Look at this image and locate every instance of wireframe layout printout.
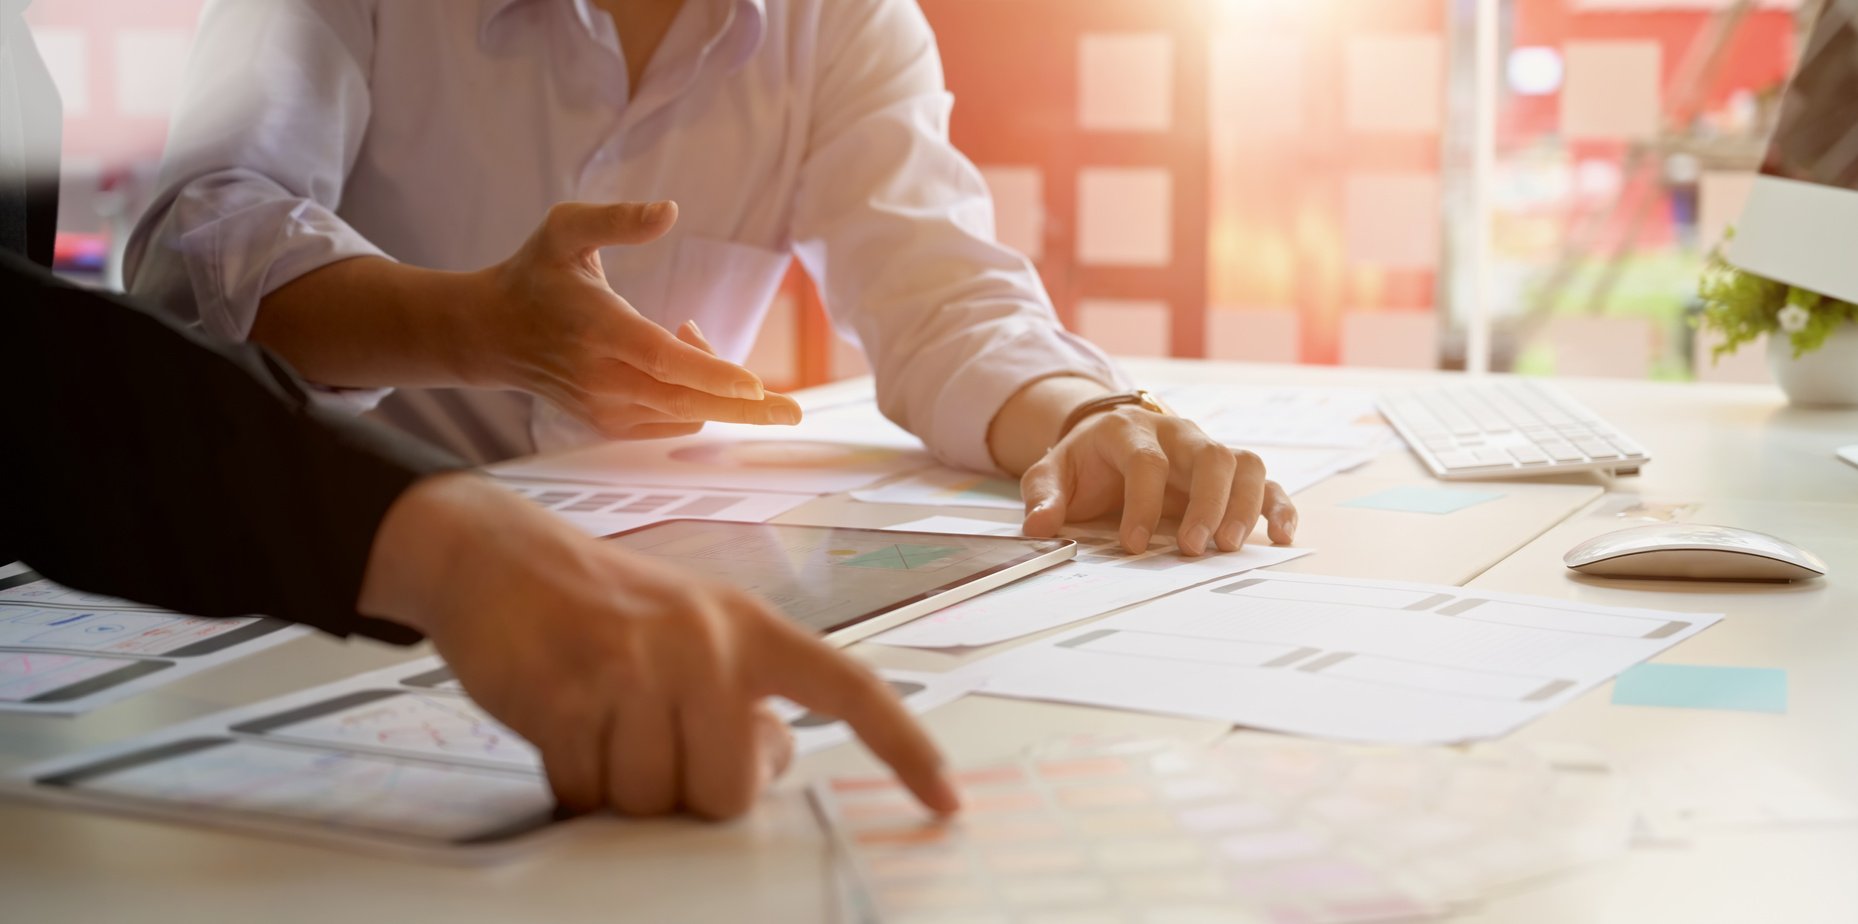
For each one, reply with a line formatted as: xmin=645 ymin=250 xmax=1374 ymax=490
xmin=9 ymin=658 xmax=554 ymax=855
xmin=9 ymin=656 xmax=979 ymax=855
xmin=0 ymin=575 xmax=306 ymax=715
xmin=965 ymin=572 xmax=1722 ymax=744
xmin=871 ymin=516 xmax=1314 ymax=649
xmin=372 ymin=663 xmax=979 ymax=761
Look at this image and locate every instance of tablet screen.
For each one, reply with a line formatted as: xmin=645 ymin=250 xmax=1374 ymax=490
xmin=602 ymin=520 xmax=1070 ymax=634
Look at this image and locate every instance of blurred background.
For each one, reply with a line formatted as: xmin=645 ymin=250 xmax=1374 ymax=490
xmin=25 ymin=0 xmax=1808 ymax=389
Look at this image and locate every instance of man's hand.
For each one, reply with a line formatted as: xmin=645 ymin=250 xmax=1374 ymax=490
xmin=359 ymin=473 xmax=958 ymax=819
xmin=989 ymin=377 xmax=1298 ymax=556
xmin=1020 ymin=407 xmax=1297 ymax=555
xmin=475 ymin=200 xmax=802 ymax=439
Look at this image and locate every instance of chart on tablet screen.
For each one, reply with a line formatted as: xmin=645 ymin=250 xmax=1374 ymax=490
xmin=832 ymin=544 xmax=966 ymax=570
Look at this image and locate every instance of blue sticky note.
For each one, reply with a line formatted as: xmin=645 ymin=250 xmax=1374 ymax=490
xmin=1340 ymin=485 xmax=1503 ymax=515
xmin=1611 ymin=663 xmax=1788 ymax=714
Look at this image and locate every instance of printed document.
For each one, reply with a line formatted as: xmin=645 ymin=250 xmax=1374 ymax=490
xmin=0 ymin=578 xmax=306 ymax=715
xmin=872 ymin=516 xmax=1313 ymax=649
xmin=7 ymin=656 xmax=978 ymax=855
xmin=964 ymin=572 xmax=1721 ymax=744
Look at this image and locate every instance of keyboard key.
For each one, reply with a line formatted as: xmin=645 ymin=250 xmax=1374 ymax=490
xmin=1472 ymin=448 xmax=1514 ymax=467
xmin=1571 ymin=438 xmax=1620 ymax=460
xmin=1538 ymin=441 xmax=1584 ymax=462
xmin=1607 ymin=437 xmax=1646 ymax=457
xmin=1434 ymin=450 xmax=1482 ymax=470
xmin=1507 ymin=445 xmax=1549 ymax=464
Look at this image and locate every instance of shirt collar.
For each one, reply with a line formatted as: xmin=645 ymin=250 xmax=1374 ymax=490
xmin=479 ymin=0 xmax=765 ymax=71
xmin=719 ymin=0 xmax=766 ymax=73
xmin=477 ymin=0 xmax=530 ymax=49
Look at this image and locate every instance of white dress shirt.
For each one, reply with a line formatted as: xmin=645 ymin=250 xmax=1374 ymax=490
xmin=125 ymin=0 xmax=1122 ymax=468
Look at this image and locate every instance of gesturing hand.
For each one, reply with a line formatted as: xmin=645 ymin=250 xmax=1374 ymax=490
xmin=361 ymin=473 xmax=960 ymax=820
xmin=477 ymin=200 xmax=802 ymax=439
xmin=1020 ymin=406 xmax=1299 ymax=556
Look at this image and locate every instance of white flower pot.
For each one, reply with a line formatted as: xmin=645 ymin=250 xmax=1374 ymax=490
xmin=1767 ymin=321 xmax=1858 ymax=408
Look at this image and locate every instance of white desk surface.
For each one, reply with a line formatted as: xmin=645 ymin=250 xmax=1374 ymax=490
xmin=3 ymin=360 xmax=1854 ymax=922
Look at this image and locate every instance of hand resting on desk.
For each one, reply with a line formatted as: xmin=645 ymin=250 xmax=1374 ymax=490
xmin=993 ymin=378 xmax=1299 ymax=556
xmin=358 ymin=472 xmax=959 ymax=820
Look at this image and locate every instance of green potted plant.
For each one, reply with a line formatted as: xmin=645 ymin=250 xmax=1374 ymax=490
xmin=1698 ymin=232 xmax=1858 ymax=406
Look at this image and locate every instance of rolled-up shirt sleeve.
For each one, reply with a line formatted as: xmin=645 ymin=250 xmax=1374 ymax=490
xmin=125 ymin=0 xmax=389 ymax=410
xmin=790 ymin=0 xmax=1126 ymax=474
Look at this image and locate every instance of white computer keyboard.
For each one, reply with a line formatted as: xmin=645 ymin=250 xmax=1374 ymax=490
xmin=1378 ymin=380 xmax=1651 ymax=480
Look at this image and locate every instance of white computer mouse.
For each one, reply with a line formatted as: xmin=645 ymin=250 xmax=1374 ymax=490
xmin=1564 ymin=524 xmax=1827 ymax=582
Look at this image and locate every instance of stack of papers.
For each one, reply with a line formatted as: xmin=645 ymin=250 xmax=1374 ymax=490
xmin=6 ymin=656 xmax=977 ymax=857
xmin=961 ymin=572 xmax=1722 ymax=744
xmin=0 ymin=577 xmax=305 ymax=714
xmin=1158 ymin=384 xmax=1397 ymax=452
xmin=851 ymin=443 xmax=1376 ymax=511
xmin=871 ymin=516 xmax=1313 ymax=649
xmin=814 ymin=735 xmax=1631 ymax=923
xmin=1163 ymin=384 xmax=1399 ymax=495
xmin=1256 ymin=445 xmax=1384 ymax=495
xmin=840 ymin=384 xmax=1401 ymax=513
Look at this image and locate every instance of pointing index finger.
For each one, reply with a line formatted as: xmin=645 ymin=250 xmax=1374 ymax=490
xmin=753 ymin=617 xmax=959 ymax=814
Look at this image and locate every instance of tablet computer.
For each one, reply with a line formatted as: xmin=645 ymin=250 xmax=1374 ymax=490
xmin=601 ymin=520 xmax=1075 ymax=645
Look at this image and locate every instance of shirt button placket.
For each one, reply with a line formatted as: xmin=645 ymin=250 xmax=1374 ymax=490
xmin=576 ymin=136 xmax=626 ymax=198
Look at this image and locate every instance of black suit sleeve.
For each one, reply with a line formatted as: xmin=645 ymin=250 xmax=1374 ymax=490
xmin=0 ymin=250 xmax=465 ymax=643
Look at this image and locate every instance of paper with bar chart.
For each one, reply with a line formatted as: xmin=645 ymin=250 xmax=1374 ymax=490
xmin=495 ymin=479 xmax=813 ymax=536
xmin=964 ymin=572 xmax=1721 ymax=744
